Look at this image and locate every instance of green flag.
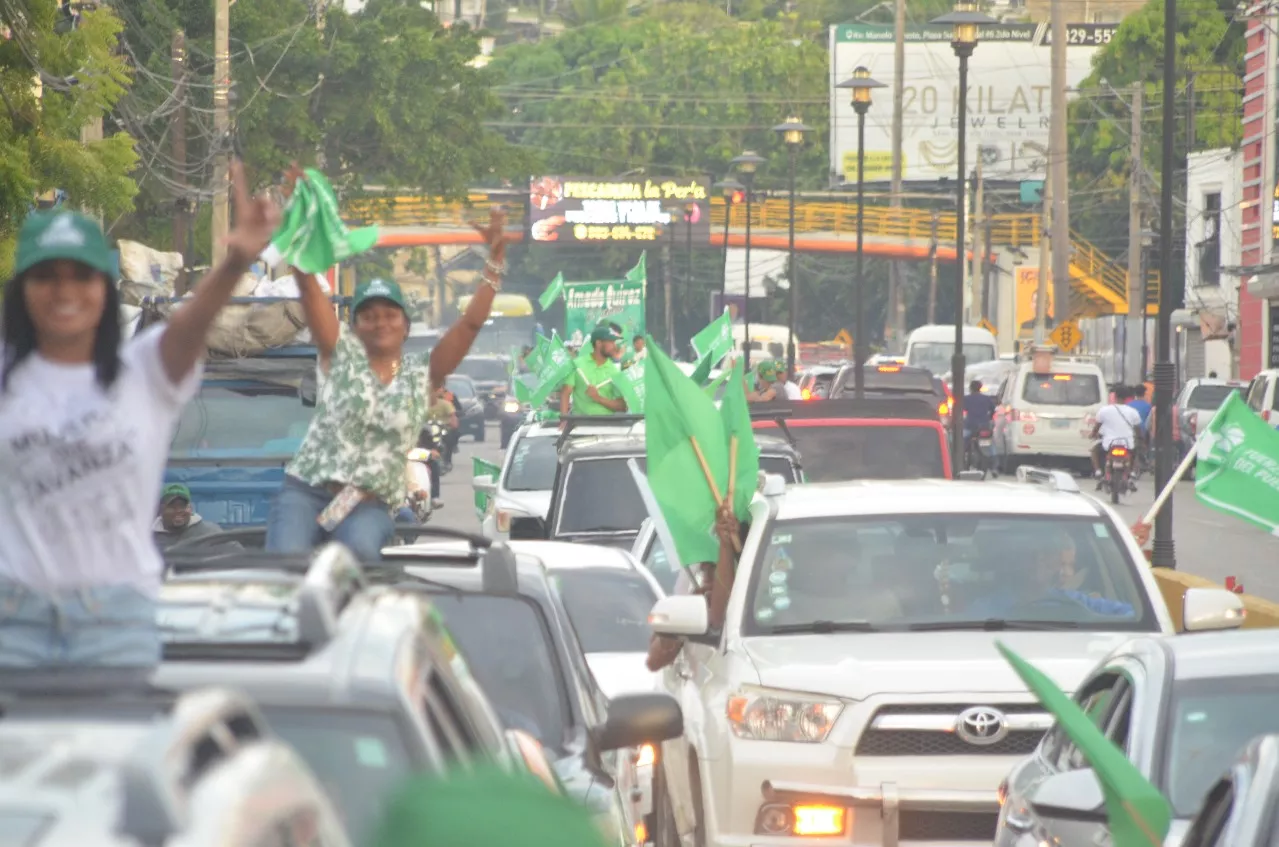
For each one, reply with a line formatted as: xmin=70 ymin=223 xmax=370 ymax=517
xmin=1194 ymin=392 xmax=1279 ymax=534
xmin=473 ymin=457 xmax=503 ymax=519
xmin=261 ymin=169 xmax=380 ymax=274
xmin=703 ymin=367 xmax=734 ymax=399
xmin=616 ymin=358 xmax=645 ymax=413
xmin=526 ymin=335 xmax=549 ymax=372
xmin=539 ymin=271 xmax=565 ymax=310
xmin=625 ymin=251 xmax=647 ymax=286
xmin=692 ymin=309 xmax=734 ymax=364
xmin=529 ymin=334 xmax=575 ymax=407
xmin=720 ymin=357 xmax=760 ymax=519
xmin=644 ymin=341 xmax=730 ymax=566
xmin=996 ymin=642 xmax=1172 ymax=847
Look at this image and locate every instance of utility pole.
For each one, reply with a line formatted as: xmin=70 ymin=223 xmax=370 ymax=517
xmin=211 ymin=0 xmax=231 ymax=264
xmin=1125 ymin=84 xmax=1145 ymax=383
xmin=171 ymin=29 xmax=189 ymax=290
xmin=1035 ymin=176 xmax=1052 ymax=343
xmin=927 ymin=211 xmax=939 ymax=324
xmin=971 ymin=159 xmax=985 ymax=320
xmin=1049 ymin=0 xmax=1071 ymax=325
xmin=982 ymin=217 xmax=993 ymax=321
xmin=662 ymin=243 xmax=674 ymax=350
xmin=886 ymin=0 xmax=907 ymax=350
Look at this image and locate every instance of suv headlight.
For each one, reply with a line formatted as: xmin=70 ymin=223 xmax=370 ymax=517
xmin=726 ymin=687 xmax=843 ymax=742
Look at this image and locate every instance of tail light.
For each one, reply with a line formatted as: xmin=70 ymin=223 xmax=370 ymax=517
xmin=978 ymin=429 xmax=993 ymax=438
xmin=1172 ymin=406 xmax=1181 ymax=440
xmin=1265 ymin=410 xmax=1272 ymax=423
xmin=802 ymin=388 xmax=812 ymax=400
xmin=937 ymin=401 xmax=949 ymax=417
xmin=1109 ymin=446 xmax=1128 ymax=457
xmin=1187 ymin=412 xmax=1198 ymax=436
xmin=496 ymin=510 xmax=512 ymax=532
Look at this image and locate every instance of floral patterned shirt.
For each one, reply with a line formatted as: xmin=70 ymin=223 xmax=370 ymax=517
xmin=287 ymin=328 xmax=432 ymax=507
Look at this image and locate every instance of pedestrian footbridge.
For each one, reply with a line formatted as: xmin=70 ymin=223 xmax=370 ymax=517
xmin=347 ymin=195 xmax=1158 ymax=318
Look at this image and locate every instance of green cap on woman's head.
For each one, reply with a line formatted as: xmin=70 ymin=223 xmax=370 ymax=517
xmin=13 ymin=211 xmax=116 ymax=280
xmin=756 ymin=359 xmax=778 ymax=380
xmin=353 ymin=278 xmax=408 ymax=313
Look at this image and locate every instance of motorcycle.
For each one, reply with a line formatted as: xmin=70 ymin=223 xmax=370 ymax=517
xmin=965 ymin=427 xmax=994 ymax=477
xmin=426 ymin=420 xmax=454 ymax=475
xmin=1104 ymin=444 xmax=1132 ymax=505
xmin=404 ymin=448 xmax=434 ymax=523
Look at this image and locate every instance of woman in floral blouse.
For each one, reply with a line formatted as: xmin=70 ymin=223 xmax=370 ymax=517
xmin=264 ymin=208 xmax=507 ymax=562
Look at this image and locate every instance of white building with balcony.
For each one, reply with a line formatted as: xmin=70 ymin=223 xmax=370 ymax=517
xmin=1181 ymin=148 xmax=1242 ymax=379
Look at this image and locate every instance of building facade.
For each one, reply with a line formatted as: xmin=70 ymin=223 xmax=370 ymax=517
xmin=1182 ymin=149 xmax=1243 ymax=378
xmin=1237 ymin=1 xmax=1276 ymax=378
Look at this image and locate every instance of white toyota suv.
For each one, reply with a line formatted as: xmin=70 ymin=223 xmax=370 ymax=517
xmin=647 ymin=472 xmax=1243 ymax=847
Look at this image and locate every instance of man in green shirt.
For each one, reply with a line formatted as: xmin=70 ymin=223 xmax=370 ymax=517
xmin=560 ymin=325 xmax=628 ymax=416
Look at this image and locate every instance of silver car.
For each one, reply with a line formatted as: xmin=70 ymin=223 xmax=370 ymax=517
xmin=995 ymin=627 xmax=1277 ymax=847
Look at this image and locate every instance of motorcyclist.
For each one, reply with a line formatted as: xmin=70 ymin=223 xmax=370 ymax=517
xmin=421 ymin=387 xmax=456 ymax=508
xmin=963 ymin=380 xmax=998 ymax=468
xmin=1090 ymin=384 xmax=1142 ymax=480
xmin=1126 ymin=383 xmax=1153 ymax=470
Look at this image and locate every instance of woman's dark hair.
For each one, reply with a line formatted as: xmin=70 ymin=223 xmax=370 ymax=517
xmin=1 ymin=271 xmax=122 ymax=392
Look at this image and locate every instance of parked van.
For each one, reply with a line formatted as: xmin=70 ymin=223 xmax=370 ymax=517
xmin=732 ymin=323 xmax=801 ymax=369
xmin=904 ymin=324 xmax=999 ymax=377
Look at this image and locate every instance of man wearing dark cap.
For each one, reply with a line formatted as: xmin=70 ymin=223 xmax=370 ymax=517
xmin=153 ymin=484 xmax=224 ymax=551
xmin=560 ymin=325 xmax=628 ymax=416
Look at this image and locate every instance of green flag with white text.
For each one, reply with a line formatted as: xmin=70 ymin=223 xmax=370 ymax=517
xmin=692 ymin=309 xmax=734 ymax=364
xmin=616 ymin=359 xmax=645 ymax=413
xmin=625 ymin=251 xmax=647 ymax=286
xmin=997 ymin=642 xmax=1171 ymax=847
xmin=1194 ymin=392 xmax=1279 ymax=534
xmin=261 ymin=169 xmax=379 ymax=273
xmin=528 ymin=334 xmax=575 ymax=407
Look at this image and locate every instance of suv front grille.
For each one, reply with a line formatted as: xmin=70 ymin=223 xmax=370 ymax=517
xmin=899 ymin=810 xmax=999 ymax=841
xmin=855 ymin=703 xmax=1049 ymax=757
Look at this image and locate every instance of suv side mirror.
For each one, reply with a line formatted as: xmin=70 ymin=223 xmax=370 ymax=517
xmin=472 ymin=473 xmax=497 ymax=495
xmin=1183 ymin=587 xmax=1245 ymax=632
xmin=1029 ymin=768 xmax=1107 ymax=824
xmin=649 ymin=595 xmax=709 ymax=638
xmin=509 ymin=515 xmax=547 ymax=540
xmin=592 ymin=692 xmax=683 ymax=752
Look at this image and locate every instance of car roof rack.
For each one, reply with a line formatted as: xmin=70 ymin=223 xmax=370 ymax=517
xmin=1014 ymin=465 xmax=1081 ymax=493
xmin=556 ymin=414 xmax=645 ymax=449
xmin=749 ymin=408 xmax=796 ymax=448
xmin=382 ymin=539 xmax=521 ymax=597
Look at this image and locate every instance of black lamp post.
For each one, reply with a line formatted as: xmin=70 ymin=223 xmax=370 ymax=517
xmin=931 ymin=0 xmax=996 ymax=476
xmin=1152 ymin=0 xmax=1178 ymax=567
xmin=731 ymin=151 xmax=766 ymax=372
xmin=836 ymin=67 xmax=886 ymax=401
xmin=713 ymin=178 xmax=745 ymax=319
xmin=773 ymin=116 xmax=812 ymax=379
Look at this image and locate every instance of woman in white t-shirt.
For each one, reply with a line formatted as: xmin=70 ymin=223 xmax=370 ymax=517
xmin=0 ymin=161 xmax=280 ymax=670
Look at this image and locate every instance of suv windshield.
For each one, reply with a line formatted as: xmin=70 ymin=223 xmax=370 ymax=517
xmin=258 ymin=707 xmax=411 ymax=844
xmin=170 ymin=384 xmax=315 ymax=457
xmin=457 ymin=358 xmax=509 ymax=383
xmin=741 ymin=514 xmax=1151 ymax=635
xmin=1163 ymin=675 xmax=1279 ymax=816
xmin=447 ymin=376 xmax=476 ymax=399
xmin=909 ymin=342 xmax=995 ymax=375
xmin=505 ymin=434 xmax=559 ymax=491
xmin=1187 ymin=384 xmax=1238 ymax=410
xmin=551 ymin=568 xmax=658 ymax=654
xmin=427 ymin=594 xmax=570 ymax=752
xmin=557 ymin=457 xmax=649 ymax=535
xmin=761 ymin=424 xmax=944 ymax=482
xmin=1022 ymin=372 xmax=1102 ymax=405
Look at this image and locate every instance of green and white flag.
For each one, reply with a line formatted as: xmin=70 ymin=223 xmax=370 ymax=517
xmin=528 ymin=334 xmax=576 ymax=407
xmin=625 ymin=251 xmax=647 ymax=286
xmin=261 ymin=169 xmax=380 ymax=274
xmin=1194 ymin=392 xmax=1279 ymax=534
xmin=617 ymin=359 xmax=646 ymax=413
xmin=539 ymin=271 xmax=565 ymax=310
xmin=692 ymin=309 xmax=734 ymax=364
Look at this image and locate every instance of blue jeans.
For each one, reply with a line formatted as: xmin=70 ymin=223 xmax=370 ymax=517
xmin=0 ymin=579 xmax=159 ymax=669
xmin=265 ymin=475 xmax=395 ymax=563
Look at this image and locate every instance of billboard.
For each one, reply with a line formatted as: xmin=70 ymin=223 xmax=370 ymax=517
xmin=829 ymin=22 xmax=1111 ymax=183
xmin=1015 ymin=266 xmax=1055 ymax=337
xmin=563 ymin=280 xmax=646 ymax=347
xmin=528 ymin=176 xmax=711 ymax=245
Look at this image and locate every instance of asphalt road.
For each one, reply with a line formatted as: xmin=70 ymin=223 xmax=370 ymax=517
xmin=431 ymin=423 xmax=1279 ymax=601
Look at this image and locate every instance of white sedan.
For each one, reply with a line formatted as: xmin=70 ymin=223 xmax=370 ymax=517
xmin=475 ymin=422 xmax=560 ymax=540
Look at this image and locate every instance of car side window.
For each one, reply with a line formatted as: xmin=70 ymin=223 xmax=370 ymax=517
xmin=423 ymin=671 xmax=477 ymax=765
xmin=1053 ymin=672 xmax=1125 ymax=771
xmin=1181 ymin=778 xmax=1235 ymax=847
xmin=1246 ymin=378 xmax=1265 ymax=411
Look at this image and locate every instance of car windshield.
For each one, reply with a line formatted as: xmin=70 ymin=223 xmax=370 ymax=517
xmin=909 ymin=342 xmax=995 ymax=374
xmin=551 ymin=568 xmax=658 ymax=653
xmin=258 ymin=707 xmax=412 ymax=844
xmin=556 ymin=457 xmax=649 ymax=535
xmin=1022 ymin=373 xmax=1102 ymax=405
xmin=427 ymin=593 xmax=571 ymax=752
xmin=170 ymin=384 xmax=315 ymax=457
xmin=760 ymin=424 xmax=945 ymax=482
xmin=1162 ymin=675 xmax=1279 ymax=816
xmin=837 ymin=368 xmax=937 ymax=397
xmin=504 ymin=435 xmax=559 ymax=491
xmin=457 ymin=358 xmax=510 ymax=382
xmin=1187 ymin=384 xmax=1238 ymax=410
xmin=447 ymin=376 xmax=476 ymax=399
xmin=741 ymin=514 xmax=1152 ymax=635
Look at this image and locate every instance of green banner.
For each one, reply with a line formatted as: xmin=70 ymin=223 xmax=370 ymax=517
xmin=473 ymin=457 xmax=503 ymax=520
xmin=563 ymin=280 xmax=646 ymax=348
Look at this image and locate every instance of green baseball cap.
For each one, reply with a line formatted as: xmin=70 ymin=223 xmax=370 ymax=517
xmin=13 ymin=210 xmax=117 ymax=280
xmin=756 ymin=359 xmax=778 ymax=379
xmin=353 ymin=278 xmax=408 ymax=314
xmin=590 ymin=324 xmax=622 ymax=344
xmin=161 ymin=483 xmax=192 ymax=504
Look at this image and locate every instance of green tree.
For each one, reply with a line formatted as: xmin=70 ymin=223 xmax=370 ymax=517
xmin=0 ymin=2 xmax=137 ymax=274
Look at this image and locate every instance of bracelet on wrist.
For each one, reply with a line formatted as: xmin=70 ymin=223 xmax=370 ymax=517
xmin=485 ymin=256 xmax=506 ymax=276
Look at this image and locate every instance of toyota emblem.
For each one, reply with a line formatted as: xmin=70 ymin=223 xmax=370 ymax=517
xmin=955 ymin=706 xmax=1009 ymax=746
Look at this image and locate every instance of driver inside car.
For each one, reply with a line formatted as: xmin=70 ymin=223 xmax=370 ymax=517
xmin=965 ymin=534 xmax=1134 ymax=618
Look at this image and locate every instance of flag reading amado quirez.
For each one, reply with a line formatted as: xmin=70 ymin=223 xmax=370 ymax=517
xmin=1194 ymin=392 xmax=1279 ymax=535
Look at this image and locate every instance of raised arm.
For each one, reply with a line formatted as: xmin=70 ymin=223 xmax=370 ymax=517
xmin=294 ymin=269 xmax=339 ymax=370
xmin=158 ymin=160 xmax=280 ymax=385
xmin=428 ymin=207 xmax=508 ymax=390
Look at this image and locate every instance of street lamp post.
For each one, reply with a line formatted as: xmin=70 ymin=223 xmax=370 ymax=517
xmin=731 ymin=151 xmax=766 ymax=372
xmin=931 ymin=0 xmax=996 ymax=476
xmin=1152 ymin=0 xmax=1178 ymax=568
xmin=773 ymin=117 xmax=812 ymax=379
xmin=713 ymin=179 xmax=745 ymax=318
xmin=837 ymin=67 xmax=886 ymax=401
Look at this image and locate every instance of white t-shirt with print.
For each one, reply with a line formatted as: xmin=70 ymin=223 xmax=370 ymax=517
xmin=0 ymin=325 xmax=201 ymax=595
xmin=1095 ymin=403 xmax=1142 ymax=450
xmin=781 ymin=381 xmax=803 ymax=400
